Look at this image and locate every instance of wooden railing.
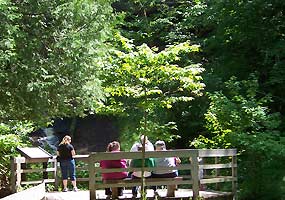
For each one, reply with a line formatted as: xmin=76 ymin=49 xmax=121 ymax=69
xmin=11 ymin=149 xmax=237 ymax=200
xmin=88 ymin=149 xmax=237 ymax=200
xmin=10 ymin=155 xmax=89 ymax=192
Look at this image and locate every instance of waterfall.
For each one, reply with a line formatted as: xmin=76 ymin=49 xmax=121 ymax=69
xmin=35 ymin=128 xmax=59 ymax=154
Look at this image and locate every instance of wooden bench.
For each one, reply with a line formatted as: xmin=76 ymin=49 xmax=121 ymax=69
xmin=88 ymin=149 xmax=237 ymax=200
xmin=103 ymin=176 xmax=184 ymax=198
xmin=10 ymin=149 xmax=237 ymax=200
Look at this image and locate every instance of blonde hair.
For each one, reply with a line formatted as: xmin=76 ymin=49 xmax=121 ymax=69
xmin=60 ymin=135 xmax=71 ymax=145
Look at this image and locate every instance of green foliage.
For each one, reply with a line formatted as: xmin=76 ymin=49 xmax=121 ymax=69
xmin=114 ymin=0 xmax=205 ymax=47
xmin=0 ymin=134 xmax=26 ymax=188
xmin=0 ymin=0 xmax=116 ymax=193
xmin=0 ymin=121 xmax=32 ymax=189
xmin=0 ymin=0 xmax=115 ymax=125
xmin=199 ymin=0 xmax=285 ymax=112
xmin=113 ymin=0 xmax=210 ymax=149
xmin=192 ymin=75 xmax=285 ymax=200
xmin=0 ymin=121 xmax=34 ymax=136
xmin=1 ymin=1 xmax=285 ymax=199
xmin=98 ymin=34 xmax=205 ymax=147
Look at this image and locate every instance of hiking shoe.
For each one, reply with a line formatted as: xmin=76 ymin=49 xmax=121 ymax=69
xmin=73 ymin=187 xmax=79 ymax=192
xmin=62 ymin=188 xmax=68 ymax=192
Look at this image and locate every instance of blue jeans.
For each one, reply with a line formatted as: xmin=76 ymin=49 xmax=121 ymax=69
xmin=60 ymin=159 xmax=76 ymax=181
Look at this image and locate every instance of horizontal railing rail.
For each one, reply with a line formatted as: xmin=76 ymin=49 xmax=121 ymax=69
xmin=10 ymin=155 xmax=89 ymax=192
xmin=88 ymin=149 xmax=237 ymax=200
xmin=11 ymin=149 xmax=237 ymax=200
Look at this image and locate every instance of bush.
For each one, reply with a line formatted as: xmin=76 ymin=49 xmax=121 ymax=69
xmin=192 ymin=75 xmax=285 ymax=200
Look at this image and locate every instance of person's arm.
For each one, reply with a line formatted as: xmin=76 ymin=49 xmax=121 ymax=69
xmin=100 ymin=160 xmax=107 ymax=168
xmin=175 ymin=157 xmax=181 ymax=165
xmin=129 ymin=159 xmax=134 ymax=167
xmin=56 ymin=150 xmax=61 ymax=161
xmin=71 ymin=149 xmax=76 ymax=157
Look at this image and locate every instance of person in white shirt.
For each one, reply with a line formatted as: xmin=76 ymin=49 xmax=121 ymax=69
xmin=130 ymin=135 xmax=154 ymax=152
xmin=151 ymin=140 xmax=178 ymax=196
xmin=152 ymin=140 xmax=177 ymax=177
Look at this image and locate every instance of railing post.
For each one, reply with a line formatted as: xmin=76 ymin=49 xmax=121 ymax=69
xmin=89 ymin=154 xmax=96 ymax=200
xmin=190 ymin=150 xmax=200 ymax=200
xmin=10 ymin=157 xmax=16 ymax=193
xmin=21 ymin=163 xmax=27 ymax=182
xmin=232 ymin=155 xmax=238 ymax=200
xmin=215 ymin=157 xmax=220 ymax=190
xmin=15 ymin=157 xmax=25 ymax=192
xmin=42 ymin=162 xmax=48 ymax=179
xmin=54 ymin=158 xmax=59 ymax=190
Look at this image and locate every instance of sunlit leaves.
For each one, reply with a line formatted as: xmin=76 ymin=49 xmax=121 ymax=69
xmin=99 ymin=34 xmax=204 ymax=141
xmin=114 ymin=0 xmax=205 ymax=46
xmin=0 ymin=0 xmax=115 ymax=125
xmin=0 ymin=133 xmax=27 ymax=187
xmin=192 ymin=74 xmax=285 ymax=199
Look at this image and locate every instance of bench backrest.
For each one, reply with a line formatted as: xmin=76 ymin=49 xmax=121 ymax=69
xmin=88 ymin=149 xmax=237 ymax=200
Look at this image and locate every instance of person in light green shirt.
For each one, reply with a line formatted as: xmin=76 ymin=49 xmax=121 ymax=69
xmin=130 ymin=144 xmax=155 ymax=197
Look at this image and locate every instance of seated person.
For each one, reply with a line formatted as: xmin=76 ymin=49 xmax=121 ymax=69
xmin=130 ymin=144 xmax=155 ymax=197
xmin=100 ymin=141 xmax=128 ymax=197
xmin=130 ymin=134 xmax=154 ymax=152
xmin=152 ymin=140 xmax=178 ymax=196
xmin=152 ymin=140 xmax=177 ymax=178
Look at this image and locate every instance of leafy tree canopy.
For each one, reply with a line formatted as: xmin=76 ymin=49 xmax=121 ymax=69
xmin=113 ymin=0 xmax=205 ymax=47
xmin=192 ymin=74 xmax=285 ymax=200
xmin=0 ymin=0 xmax=115 ymax=126
xmin=98 ymin=34 xmax=205 ymax=148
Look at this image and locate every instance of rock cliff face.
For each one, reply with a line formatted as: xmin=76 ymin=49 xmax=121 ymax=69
xmin=73 ymin=115 xmax=119 ymax=153
xmin=29 ymin=115 xmax=119 ymax=154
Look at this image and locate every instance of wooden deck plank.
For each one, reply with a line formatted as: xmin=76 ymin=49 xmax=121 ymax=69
xmin=44 ymin=189 xmax=233 ymax=200
xmin=1 ymin=183 xmax=45 ymax=200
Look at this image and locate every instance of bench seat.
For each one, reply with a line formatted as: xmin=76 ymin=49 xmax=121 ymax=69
xmin=103 ymin=177 xmax=187 ymax=198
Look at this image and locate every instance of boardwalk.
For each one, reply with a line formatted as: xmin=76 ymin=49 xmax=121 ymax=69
xmin=10 ymin=149 xmax=237 ymax=200
xmin=44 ymin=189 xmax=232 ymax=200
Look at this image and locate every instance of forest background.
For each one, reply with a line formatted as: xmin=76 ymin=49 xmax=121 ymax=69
xmin=0 ymin=0 xmax=285 ymax=199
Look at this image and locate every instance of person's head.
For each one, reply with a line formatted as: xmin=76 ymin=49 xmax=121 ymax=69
xmin=140 ymin=135 xmax=149 ymax=144
xmin=107 ymin=141 xmax=120 ymax=152
xmin=155 ymin=140 xmax=166 ymax=151
xmin=60 ymin=135 xmax=71 ymax=145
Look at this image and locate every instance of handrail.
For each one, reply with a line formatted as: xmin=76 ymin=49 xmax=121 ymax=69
xmin=88 ymin=149 xmax=237 ymax=200
xmin=10 ymin=149 xmax=237 ymax=200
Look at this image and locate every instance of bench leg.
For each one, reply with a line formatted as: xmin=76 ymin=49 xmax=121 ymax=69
xmin=167 ymin=185 xmax=175 ymax=197
xmin=111 ymin=187 xmax=119 ymax=198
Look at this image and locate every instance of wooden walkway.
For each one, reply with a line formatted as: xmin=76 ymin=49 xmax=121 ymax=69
xmin=9 ymin=149 xmax=237 ymax=200
xmin=44 ymin=189 xmax=232 ymax=200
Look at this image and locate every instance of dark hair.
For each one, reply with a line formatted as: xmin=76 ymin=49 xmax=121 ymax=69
xmin=137 ymin=144 xmax=143 ymax=151
xmin=107 ymin=141 xmax=120 ymax=152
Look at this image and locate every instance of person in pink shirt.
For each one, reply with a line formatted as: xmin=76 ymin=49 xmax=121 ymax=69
xmin=100 ymin=141 xmax=128 ymax=197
